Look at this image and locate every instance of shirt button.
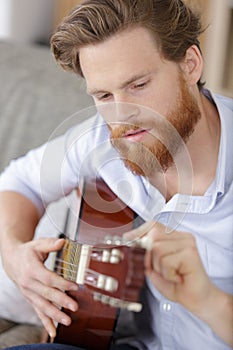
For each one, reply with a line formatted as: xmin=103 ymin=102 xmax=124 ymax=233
xmin=163 ymin=303 xmax=171 ymax=312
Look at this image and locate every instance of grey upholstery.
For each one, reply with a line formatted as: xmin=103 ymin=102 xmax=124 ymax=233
xmin=0 ymin=40 xmax=92 ymax=348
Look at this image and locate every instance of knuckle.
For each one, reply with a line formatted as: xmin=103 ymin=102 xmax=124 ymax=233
xmin=152 ymin=241 xmax=162 ymax=254
xmin=20 ymin=276 xmax=30 ymax=290
xmin=183 ymin=232 xmax=196 ymax=244
xmin=152 ymin=242 xmax=164 ymax=261
xmin=43 ymin=273 xmax=53 ymax=286
xmin=42 ymin=287 xmax=54 ymax=301
xmin=185 ymin=244 xmax=197 ymax=257
xmin=162 ymin=255 xmax=171 ymax=268
xmin=41 ymin=269 xmax=59 ymax=287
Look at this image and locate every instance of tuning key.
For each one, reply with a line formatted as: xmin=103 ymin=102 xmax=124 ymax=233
xmin=96 ymin=274 xmax=118 ymax=292
xmin=102 ymin=249 xmax=111 ymax=262
xmin=109 ymin=248 xmax=123 ymax=264
xmin=93 ymin=292 xmax=142 ymax=312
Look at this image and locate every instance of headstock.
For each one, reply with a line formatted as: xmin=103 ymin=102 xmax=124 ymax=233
xmin=55 ymin=236 xmax=145 ymax=312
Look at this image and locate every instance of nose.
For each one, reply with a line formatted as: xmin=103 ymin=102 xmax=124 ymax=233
xmin=98 ymin=99 xmax=140 ymax=126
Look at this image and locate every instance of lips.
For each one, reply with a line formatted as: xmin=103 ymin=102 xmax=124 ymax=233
xmin=124 ymin=128 xmax=149 ymax=142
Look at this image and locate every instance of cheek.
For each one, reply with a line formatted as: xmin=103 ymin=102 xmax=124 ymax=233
xmin=141 ymin=86 xmax=176 ymax=119
xmin=145 ymin=69 xmax=181 ymax=117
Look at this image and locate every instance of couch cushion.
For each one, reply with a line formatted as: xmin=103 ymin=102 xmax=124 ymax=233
xmin=0 ymin=40 xmax=93 ymax=172
xmin=0 ymin=319 xmax=43 ymax=349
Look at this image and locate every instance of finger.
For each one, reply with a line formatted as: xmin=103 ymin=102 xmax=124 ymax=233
xmin=159 ymin=248 xmax=196 ymax=283
xmin=146 ymin=238 xmax=193 ymax=273
xmin=28 ymin=278 xmax=78 ymax=312
xmin=145 ymin=252 xmax=182 ymax=298
xmin=35 ymin=307 xmax=57 ymax=339
xmin=145 ymin=267 xmax=178 ymax=301
xmin=33 ymin=265 xmax=79 ymax=292
xmin=27 ymin=289 xmax=72 ymax=327
xmin=33 ymin=238 xmax=66 ymax=255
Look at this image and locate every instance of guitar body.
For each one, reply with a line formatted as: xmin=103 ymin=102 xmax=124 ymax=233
xmin=55 ymin=289 xmax=117 ymax=350
xmin=53 ymin=178 xmax=145 ymax=350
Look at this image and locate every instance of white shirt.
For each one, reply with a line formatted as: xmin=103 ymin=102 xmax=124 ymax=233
xmin=0 ymin=91 xmax=232 ymax=350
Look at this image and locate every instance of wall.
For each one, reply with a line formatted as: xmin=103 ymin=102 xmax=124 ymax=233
xmin=200 ymin=0 xmax=233 ymax=97
xmin=0 ymin=0 xmax=55 ymax=44
xmin=0 ymin=0 xmax=232 ymax=97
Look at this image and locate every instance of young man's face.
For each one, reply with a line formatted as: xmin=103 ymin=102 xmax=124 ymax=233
xmin=79 ymin=27 xmax=201 ymax=176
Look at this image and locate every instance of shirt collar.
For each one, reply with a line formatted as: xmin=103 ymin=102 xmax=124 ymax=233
xmin=143 ymin=90 xmax=233 ymax=215
xmin=205 ymin=90 xmax=233 ymax=198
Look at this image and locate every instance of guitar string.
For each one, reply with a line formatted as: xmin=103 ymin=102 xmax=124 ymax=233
xmin=54 ymin=245 xmax=142 ymax=269
xmin=54 ymin=246 xmax=117 ymax=268
xmin=69 ymin=243 xmax=78 ymax=279
xmin=57 ymin=239 xmax=84 ymax=279
xmin=55 ymin=257 xmax=78 ymax=268
xmin=56 ymin=266 xmax=102 ymax=276
xmin=61 ymin=245 xmax=127 ymax=253
xmin=55 ymin=266 xmax=101 ymax=281
xmin=67 ymin=242 xmax=80 ymax=280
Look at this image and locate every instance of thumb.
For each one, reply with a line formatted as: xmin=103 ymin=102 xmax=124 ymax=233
xmin=33 ymin=237 xmax=65 ymax=254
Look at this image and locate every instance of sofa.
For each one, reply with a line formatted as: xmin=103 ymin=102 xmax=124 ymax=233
xmin=0 ymin=40 xmax=92 ymax=348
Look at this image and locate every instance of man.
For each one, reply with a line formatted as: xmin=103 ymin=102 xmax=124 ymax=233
xmin=0 ymin=0 xmax=232 ymax=349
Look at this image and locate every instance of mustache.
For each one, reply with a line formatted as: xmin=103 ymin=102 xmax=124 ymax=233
xmin=109 ymin=122 xmax=151 ymax=140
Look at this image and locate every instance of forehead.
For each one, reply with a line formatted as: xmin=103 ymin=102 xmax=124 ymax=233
xmin=79 ymin=27 xmax=162 ymax=91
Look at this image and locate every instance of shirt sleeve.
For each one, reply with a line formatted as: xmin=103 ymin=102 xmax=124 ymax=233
xmin=0 ymin=132 xmax=80 ymax=217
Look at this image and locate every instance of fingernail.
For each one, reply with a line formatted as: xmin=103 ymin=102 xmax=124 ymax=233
xmin=56 ymin=238 xmax=64 ymax=244
xmin=52 ymin=239 xmax=60 ymax=247
xmin=49 ymin=329 xmax=56 ymax=338
xmin=61 ymin=318 xmax=70 ymax=326
xmin=69 ymin=284 xmax=78 ymax=291
xmin=68 ymin=303 xmax=77 ymax=312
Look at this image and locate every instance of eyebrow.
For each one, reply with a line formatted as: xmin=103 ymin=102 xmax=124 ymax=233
xmin=87 ymin=72 xmax=150 ymax=96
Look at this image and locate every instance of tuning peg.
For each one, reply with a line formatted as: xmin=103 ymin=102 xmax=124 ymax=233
xmin=93 ymin=292 xmax=142 ymax=312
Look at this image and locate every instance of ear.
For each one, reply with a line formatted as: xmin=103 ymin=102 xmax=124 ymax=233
xmin=180 ymin=45 xmax=203 ymax=86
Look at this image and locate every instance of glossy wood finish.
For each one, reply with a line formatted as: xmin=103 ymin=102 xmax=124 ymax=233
xmin=53 ymin=178 xmax=145 ymax=350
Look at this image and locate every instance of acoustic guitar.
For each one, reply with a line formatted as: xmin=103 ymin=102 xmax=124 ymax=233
xmin=52 ymin=178 xmax=146 ymax=350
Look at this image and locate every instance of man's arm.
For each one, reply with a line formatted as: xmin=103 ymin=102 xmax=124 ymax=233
xmin=0 ymin=191 xmax=78 ymax=338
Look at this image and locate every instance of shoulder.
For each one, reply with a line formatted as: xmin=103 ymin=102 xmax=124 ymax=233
xmin=212 ymin=92 xmax=233 ymax=113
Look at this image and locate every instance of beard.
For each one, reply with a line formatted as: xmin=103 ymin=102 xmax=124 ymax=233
xmin=110 ymin=75 xmax=201 ymax=177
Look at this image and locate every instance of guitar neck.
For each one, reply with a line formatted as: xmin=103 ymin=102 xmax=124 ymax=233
xmin=53 ymin=178 xmax=145 ymax=349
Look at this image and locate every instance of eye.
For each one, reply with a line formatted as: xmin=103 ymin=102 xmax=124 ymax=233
xmin=132 ymin=81 xmax=148 ymax=90
xmin=97 ymin=93 xmax=112 ymax=101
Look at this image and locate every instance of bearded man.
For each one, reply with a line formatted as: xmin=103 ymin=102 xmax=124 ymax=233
xmin=0 ymin=1 xmax=232 ymax=350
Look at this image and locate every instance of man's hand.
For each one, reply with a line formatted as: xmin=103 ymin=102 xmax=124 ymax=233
xmin=125 ymin=221 xmax=233 ymax=347
xmin=2 ymin=237 xmax=78 ymax=338
xmin=125 ymin=221 xmax=213 ymax=313
xmin=144 ymin=223 xmax=213 ymax=314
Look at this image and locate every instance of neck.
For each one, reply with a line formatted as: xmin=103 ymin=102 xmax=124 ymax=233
xmin=150 ymin=91 xmax=221 ymax=201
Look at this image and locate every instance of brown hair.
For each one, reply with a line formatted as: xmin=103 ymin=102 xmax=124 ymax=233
xmin=51 ymin=0 xmax=205 ymax=89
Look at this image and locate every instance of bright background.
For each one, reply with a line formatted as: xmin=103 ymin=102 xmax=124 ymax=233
xmin=0 ymin=0 xmax=232 ymax=98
